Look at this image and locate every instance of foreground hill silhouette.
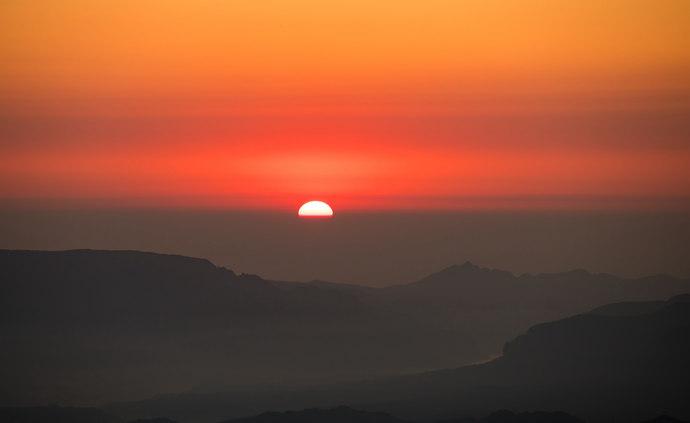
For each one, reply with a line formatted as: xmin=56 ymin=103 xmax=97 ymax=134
xmin=0 ymin=405 xmax=119 ymax=423
xmin=0 ymin=406 xmax=591 ymax=423
xmin=639 ymin=417 xmax=689 ymax=423
xmin=3 ymin=405 xmax=686 ymax=423
xmin=222 ymin=406 xmax=407 ymax=423
xmin=1 ymin=250 xmax=689 ymax=406
xmin=110 ymin=295 xmax=690 ymax=423
xmin=221 ymin=407 xmax=584 ymax=423
xmin=440 ymin=409 xmax=584 ymax=423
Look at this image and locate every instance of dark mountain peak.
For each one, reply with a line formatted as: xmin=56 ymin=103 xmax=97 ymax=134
xmin=412 ymin=261 xmax=515 ymax=287
xmin=445 ymin=261 xmax=483 ymax=272
xmin=436 ymin=261 xmax=485 ymax=277
xmin=459 ymin=260 xmax=480 ymax=270
xmin=395 ymin=262 xmax=523 ymax=296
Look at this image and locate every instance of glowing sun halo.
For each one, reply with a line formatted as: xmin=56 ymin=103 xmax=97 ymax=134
xmin=298 ymin=201 xmax=334 ymax=218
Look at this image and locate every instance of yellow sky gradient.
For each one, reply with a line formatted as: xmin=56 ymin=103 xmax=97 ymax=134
xmin=3 ymin=0 xmax=689 ymax=97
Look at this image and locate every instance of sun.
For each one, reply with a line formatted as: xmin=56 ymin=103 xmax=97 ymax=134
xmin=298 ymin=200 xmax=334 ymax=218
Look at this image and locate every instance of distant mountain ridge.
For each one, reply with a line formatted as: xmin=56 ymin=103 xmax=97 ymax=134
xmin=1 ymin=249 xmax=689 ymax=406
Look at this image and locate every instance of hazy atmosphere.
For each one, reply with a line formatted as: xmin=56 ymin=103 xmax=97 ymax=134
xmin=2 ymin=211 xmax=689 ymax=285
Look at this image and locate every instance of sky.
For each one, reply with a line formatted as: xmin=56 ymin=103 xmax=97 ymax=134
xmin=1 ymin=0 xmax=690 ymax=211
xmin=2 ymin=210 xmax=689 ymax=284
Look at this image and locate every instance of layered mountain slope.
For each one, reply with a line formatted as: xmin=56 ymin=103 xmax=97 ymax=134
xmin=110 ymin=296 xmax=690 ymax=423
xmin=2 ymin=250 xmax=688 ymax=406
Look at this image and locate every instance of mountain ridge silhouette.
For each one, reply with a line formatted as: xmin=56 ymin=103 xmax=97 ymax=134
xmin=2 ymin=249 xmax=689 ymax=410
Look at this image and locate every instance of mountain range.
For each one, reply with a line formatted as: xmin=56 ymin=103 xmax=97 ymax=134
xmin=1 ymin=249 xmax=689 ymax=419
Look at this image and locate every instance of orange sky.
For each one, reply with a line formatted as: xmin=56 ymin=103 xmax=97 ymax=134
xmin=1 ymin=0 xmax=690 ymax=211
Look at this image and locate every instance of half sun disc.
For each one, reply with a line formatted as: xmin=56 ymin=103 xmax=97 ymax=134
xmin=298 ymin=201 xmax=334 ymax=217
